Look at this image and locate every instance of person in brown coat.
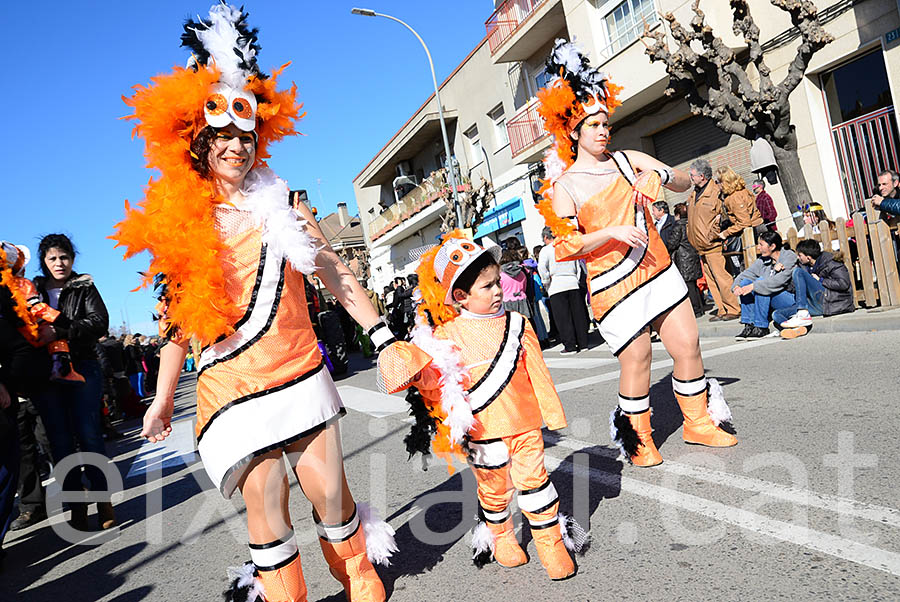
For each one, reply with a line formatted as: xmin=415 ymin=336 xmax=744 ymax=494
xmin=716 ymin=166 xmax=765 ymax=275
xmin=686 ymin=159 xmax=740 ymax=320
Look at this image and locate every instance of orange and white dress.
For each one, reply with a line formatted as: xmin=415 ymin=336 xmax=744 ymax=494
xmin=414 ymin=309 xmax=567 ymax=441
xmin=189 ymin=168 xmax=343 ymax=498
xmin=553 ymin=152 xmax=687 ymax=355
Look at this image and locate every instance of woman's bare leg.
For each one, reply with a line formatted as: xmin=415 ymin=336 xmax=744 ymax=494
xmin=285 ymin=422 xmax=355 ymax=524
xmin=237 ymin=449 xmax=292 ymax=543
xmin=653 ymin=298 xmax=703 ymax=379
xmin=616 ymin=329 xmax=652 ymax=397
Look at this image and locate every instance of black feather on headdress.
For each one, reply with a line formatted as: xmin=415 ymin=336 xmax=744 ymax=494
xmin=544 ymin=38 xmax=611 ymax=103
xmin=180 ymin=2 xmax=265 ymax=79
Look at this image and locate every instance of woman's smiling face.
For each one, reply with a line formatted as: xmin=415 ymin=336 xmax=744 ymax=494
xmin=208 ymin=123 xmax=256 ymax=187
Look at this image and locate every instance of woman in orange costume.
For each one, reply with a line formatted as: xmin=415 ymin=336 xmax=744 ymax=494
xmin=536 ymin=40 xmax=737 ymax=467
xmin=113 ymin=5 xmax=397 ymax=601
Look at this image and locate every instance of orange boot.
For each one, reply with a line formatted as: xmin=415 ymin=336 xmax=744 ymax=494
xmin=471 ymin=511 xmax=527 ymax=568
xmin=256 ymin=555 xmax=307 ymax=602
xmin=529 ymin=516 xmax=575 ymax=581
xmin=673 ymin=376 xmax=737 ymax=447
xmin=316 ymin=503 xmax=394 ymax=602
xmin=610 ymin=400 xmax=662 ymax=467
xmin=232 ymin=532 xmax=306 ymax=602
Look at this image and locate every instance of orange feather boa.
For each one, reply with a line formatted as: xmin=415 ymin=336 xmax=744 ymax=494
xmin=111 ymin=64 xmax=303 ymax=345
xmin=0 ymin=250 xmax=39 ymax=344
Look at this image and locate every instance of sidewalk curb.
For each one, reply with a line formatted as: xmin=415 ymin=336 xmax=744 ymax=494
xmin=696 ymin=307 xmax=900 ymax=338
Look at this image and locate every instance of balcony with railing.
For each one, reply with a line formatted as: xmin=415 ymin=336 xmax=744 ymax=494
xmin=368 ymin=168 xmax=469 ymax=243
xmin=507 ymin=98 xmax=549 ymax=161
xmin=485 ymin=0 xmax=565 ymax=63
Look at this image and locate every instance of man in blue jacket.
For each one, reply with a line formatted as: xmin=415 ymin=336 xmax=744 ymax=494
xmin=731 ymin=230 xmax=798 ymax=339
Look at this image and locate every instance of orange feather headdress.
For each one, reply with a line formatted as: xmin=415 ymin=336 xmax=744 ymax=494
xmin=111 ymin=3 xmax=304 ymax=345
xmin=534 ymin=39 xmax=622 ymax=236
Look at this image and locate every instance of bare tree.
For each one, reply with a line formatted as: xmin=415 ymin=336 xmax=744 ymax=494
xmin=439 ymin=174 xmax=495 ymax=232
xmin=643 ymin=0 xmax=833 ymax=209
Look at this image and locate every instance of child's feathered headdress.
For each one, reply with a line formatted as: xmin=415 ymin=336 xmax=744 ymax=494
xmin=535 ymin=39 xmax=623 ymax=233
xmin=111 ymin=2 xmax=304 ymax=345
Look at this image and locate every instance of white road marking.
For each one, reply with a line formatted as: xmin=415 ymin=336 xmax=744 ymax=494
xmin=555 ymin=338 xmax=780 ymax=392
xmin=337 ymin=385 xmax=409 ymax=418
xmin=544 ymin=357 xmax=619 ymax=370
xmin=549 ymin=434 xmax=900 ymax=528
xmin=544 ymin=454 xmax=900 ymax=576
xmin=126 ymin=417 xmax=197 ymax=479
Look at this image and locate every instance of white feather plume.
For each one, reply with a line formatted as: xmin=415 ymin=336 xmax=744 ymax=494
xmin=470 ymin=521 xmax=495 ymax=558
xmin=241 ymin=167 xmax=320 ymax=275
xmin=409 ymin=316 xmax=475 ymax=444
xmin=225 ymin=562 xmax=264 ymax=601
xmin=706 ymin=378 xmax=733 ymax=426
xmin=608 ymin=407 xmax=627 ymax=461
xmin=550 ymin=38 xmax=585 ymax=77
xmin=357 ymin=502 xmax=398 ymax=567
xmin=193 ymin=3 xmax=256 ymax=88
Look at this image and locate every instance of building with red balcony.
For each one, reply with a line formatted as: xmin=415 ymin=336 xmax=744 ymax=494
xmin=355 ymin=0 xmax=900 ymax=293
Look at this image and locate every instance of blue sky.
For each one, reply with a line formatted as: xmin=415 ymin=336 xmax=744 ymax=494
xmin=3 ymin=1 xmax=490 ymax=334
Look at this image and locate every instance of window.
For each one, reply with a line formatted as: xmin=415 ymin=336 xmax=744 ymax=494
xmin=489 ymin=105 xmax=508 ymax=148
xmin=465 ymin=125 xmax=482 ymax=165
xmin=533 ymin=66 xmax=553 ymax=94
xmin=600 ymin=0 xmax=657 ymax=60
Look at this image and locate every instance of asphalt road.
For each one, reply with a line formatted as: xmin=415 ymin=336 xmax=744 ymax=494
xmin=4 ymin=330 xmax=900 ymax=601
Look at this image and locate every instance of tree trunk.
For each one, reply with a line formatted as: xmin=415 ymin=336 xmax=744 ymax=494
xmin=770 ymin=130 xmax=813 ymax=229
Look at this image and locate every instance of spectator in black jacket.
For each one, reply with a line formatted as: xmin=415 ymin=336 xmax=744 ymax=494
xmin=667 ymin=203 xmax=705 ymax=317
xmin=30 ymin=234 xmax=115 ymax=531
xmin=776 ymin=239 xmax=854 ymax=339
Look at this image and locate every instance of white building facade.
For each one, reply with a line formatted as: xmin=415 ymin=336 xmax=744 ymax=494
xmin=354 ymin=0 xmax=900 ymax=291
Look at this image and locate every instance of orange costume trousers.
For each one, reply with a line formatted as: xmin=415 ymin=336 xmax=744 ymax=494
xmin=469 ymin=428 xmax=559 ymax=529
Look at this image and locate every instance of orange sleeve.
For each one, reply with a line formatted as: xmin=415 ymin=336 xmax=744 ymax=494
xmin=553 ymin=231 xmax=589 ymax=262
xmin=377 ymin=341 xmax=433 ymax=394
xmin=522 ymin=321 xmax=567 ymax=430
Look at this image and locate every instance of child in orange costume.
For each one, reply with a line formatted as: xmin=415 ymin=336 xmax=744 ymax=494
xmin=380 ymin=237 xmax=587 ymax=580
xmin=0 ymin=242 xmax=83 ymax=383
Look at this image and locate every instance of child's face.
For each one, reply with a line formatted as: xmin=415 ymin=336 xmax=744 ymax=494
xmin=454 ymin=264 xmax=503 ymax=314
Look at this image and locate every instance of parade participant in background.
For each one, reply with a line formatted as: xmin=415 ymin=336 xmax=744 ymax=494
xmin=378 ymin=235 xmax=586 ymax=580
xmin=0 ymin=259 xmax=50 ymax=567
xmin=113 ymin=5 xmax=396 ymax=601
xmin=535 ymin=40 xmax=737 ymax=467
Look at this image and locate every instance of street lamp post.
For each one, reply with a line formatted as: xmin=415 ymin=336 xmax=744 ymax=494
xmin=351 ymin=7 xmax=464 ymax=229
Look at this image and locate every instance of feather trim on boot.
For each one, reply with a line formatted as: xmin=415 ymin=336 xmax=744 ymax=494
xmin=223 ymin=562 xmax=264 ymax=602
xmin=609 ymin=407 xmax=640 ymax=460
xmin=470 ymin=520 xmax=495 ymax=568
xmin=707 ymin=378 xmax=736 ymax=434
xmin=357 ymin=502 xmax=398 ymax=567
xmin=558 ymin=514 xmax=590 ymax=555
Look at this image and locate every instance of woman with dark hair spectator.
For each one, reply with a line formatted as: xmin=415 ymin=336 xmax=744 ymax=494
xmin=31 ymin=233 xmax=114 ymax=531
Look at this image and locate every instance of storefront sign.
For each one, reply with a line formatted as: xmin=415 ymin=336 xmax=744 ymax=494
xmin=474 ymin=197 xmax=526 ymax=238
